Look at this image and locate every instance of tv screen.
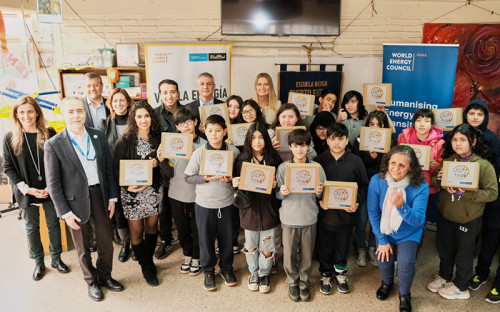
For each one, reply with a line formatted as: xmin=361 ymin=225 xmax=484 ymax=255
xmin=221 ymin=0 xmax=341 ymax=36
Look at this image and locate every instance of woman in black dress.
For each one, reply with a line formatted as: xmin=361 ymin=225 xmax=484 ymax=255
xmin=113 ymin=101 xmax=172 ymax=286
xmin=98 ymin=88 xmax=134 ymax=262
xmin=3 ymin=96 xmax=68 ymax=280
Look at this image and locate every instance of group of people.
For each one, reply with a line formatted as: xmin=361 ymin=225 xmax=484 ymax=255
xmin=4 ymin=71 xmax=500 ymax=311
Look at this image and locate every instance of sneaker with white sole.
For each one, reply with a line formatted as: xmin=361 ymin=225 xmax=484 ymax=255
xmin=357 ymin=248 xmax=367 ymax=267
xmin=189 ymin=259 xmax=201 ymax=276
xmin=248 ymin=273 xmax=259 ymax=291
xmin=334 ymin=272 xmax=349 ymax=293
xmin=180 ymin=256 xmax=192 ymax=274
xmin=259 ymin=275 xmax=271 ymax=293
xmin=427 ymin=275 xmax=448 ymax=293
xmin=485 ymin=288 xmax=500 ymax=304
xmin=368 ymin=247 xmax=378 ymax=267
xmin=320 ymin=275 xmax=332 ymax=295
xmin=469 ymin=275 xmax=487 ymax=290
xmin=438 ymin=282 xmax=470 ymax=300
xmin=221 ymin=271 xmax=238 ymax=287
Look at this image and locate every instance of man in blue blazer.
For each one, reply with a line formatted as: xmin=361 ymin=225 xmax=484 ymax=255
xmin=45 ymin=97 xmax=124 ymax=301
xmin=186 ymin=72 xmax=224 ymax=121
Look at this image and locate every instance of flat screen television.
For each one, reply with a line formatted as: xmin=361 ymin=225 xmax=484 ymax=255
xmin=221 ymin=0 xmax=341 ymax=36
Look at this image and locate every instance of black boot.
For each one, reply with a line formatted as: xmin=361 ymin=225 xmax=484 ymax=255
xmin=144 ymin=232 xmax=159 ymax=275
xmin=399 ymin=293 xmax=412 ymax=312
xmin=131 ymin=241 xmax=159 ymax=286
xmin=118 ymin=240 xmax=131 ymax=262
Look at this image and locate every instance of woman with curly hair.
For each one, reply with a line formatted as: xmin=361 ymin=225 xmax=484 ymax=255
xmin=113 ymin=101 xmax=172 ymax=286
xmin=367 ymin=145 xmax=429 ymax=312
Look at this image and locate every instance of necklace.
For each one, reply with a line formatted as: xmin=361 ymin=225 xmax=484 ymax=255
xmin=23 ymin=131 xmax=43 ymax=181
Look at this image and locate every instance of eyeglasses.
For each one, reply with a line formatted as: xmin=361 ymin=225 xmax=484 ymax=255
xmin=242 ymin=109 xmax=256 ymax=115
xmin=177 ymin=120 xmax=194 ymax=127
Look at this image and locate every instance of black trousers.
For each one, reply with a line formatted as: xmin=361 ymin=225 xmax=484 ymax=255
xmin=68 ymin=187 xmax=114 ymax=285
xmin=316 ymin=223 xmax=354 ymax=276
xmin=195 ymin=204 xmax=235 ymax=275
xmin=158 ymin=186 xmax=173 ymax=243
xmin=475 ymin=226 xmax=500 ymax=289
xmin=437 ymin=213 xmax=481 ymax=291
xmin=170 ymin=197 xmax=200 ymax=259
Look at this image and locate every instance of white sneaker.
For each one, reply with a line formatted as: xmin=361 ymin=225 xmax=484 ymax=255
xmin=438 ymin=282 xmax=471 ymax=300
xmin=427 ymin=275 xmax=449 ymax=293
xmin=368 ymin=247 xmax=378 ymax=267
xmin=189 ymin=259 xmax=201 ymax=276
xmin=357 ymin=248 xmax=367 ymax=267
xmin=180 ymin=256 xmax=192 ymax=274
xmin=248 ymin=273 xmax=259 ymax=291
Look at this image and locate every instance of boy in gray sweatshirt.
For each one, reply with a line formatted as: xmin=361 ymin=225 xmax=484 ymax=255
xmin=276 ymin=129 xmax=326 ymax=302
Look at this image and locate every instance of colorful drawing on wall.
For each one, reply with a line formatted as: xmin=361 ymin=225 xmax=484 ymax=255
xmin=423 ymin=23 xmax=500 ymax=135
xmin=37 ymin=0 xmax=64 ymax=24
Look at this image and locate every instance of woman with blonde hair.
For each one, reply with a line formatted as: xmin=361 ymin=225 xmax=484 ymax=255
xmin=3 ymin=96 xmax=68 ymax=281
xmin=98 ymin=88 xmax=134 ymax=262
xmin=252 ymin=73 xmax=281 ymax=125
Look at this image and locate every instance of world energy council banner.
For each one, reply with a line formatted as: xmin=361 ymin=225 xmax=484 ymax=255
xmin=382 ymin=44 xmax=459 ymax=137
xmin=145 ymin=43 xmax=232 ymax=107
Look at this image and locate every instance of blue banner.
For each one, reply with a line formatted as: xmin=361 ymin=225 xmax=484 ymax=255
xmin=382 ymin=44 xmax=459 ymax=137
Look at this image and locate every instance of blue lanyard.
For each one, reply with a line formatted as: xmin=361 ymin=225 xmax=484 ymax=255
xmin=70 ymin=135 xmax=96 ymax=161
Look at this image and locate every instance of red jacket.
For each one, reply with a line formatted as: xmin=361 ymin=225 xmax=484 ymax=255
xmin=397 ymin=126 xmax=444 ymax=194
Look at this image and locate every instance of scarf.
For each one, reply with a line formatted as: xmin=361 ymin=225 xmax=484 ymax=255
xmin=380 ymin=174 xmax=410 ymax=235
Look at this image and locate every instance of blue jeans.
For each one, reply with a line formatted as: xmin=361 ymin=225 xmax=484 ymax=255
xmin=355 ymin=201 xmax=376 ymax=248
xmin=243 ymin=226 xmax=278 ymax=277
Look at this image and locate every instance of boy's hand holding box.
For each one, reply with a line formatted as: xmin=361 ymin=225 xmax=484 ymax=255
xmin=323 ymin=181 xmax=358 ymax=209
xmin=285 ymin=163 xmax=321 ymax=193
xmin=200 ymin=150 xmax=234 ymax=177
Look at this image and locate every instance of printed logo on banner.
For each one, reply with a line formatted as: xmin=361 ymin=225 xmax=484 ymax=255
xmin=209 ymin=53 xmax=227 ymax=61
xmin=439 ymin=111 xmax=454 ymax=124
xmin=189 ymin=53 xmax=208 ymax=62
xmin=169 ymin=137 xmax=185 ymax=156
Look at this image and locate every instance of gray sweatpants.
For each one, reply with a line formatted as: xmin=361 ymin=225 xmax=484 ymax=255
xmin=282 ymin=223 xmax=317 ymax=289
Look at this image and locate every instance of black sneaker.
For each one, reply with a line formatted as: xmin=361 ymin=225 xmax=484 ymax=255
xmin=221 ymin=271 xmax=238 ymax=286
xmin=300 ymin=287 xmax=310 ymax=301
xmin=204 ymin=273 xmax=216 ymax=291
xmin=469 ymin=275 xmax=487 ymax=290
xmin=288 ymin=285 xmax=300 ymax=302
xmin=259 ymin=275 xmax=270 ymax=293
xmin=154 ymin=241 xmax=172 ymax=259
xmin=485 ymin=288 xmax=500 ymax=304
xmin=320 ymin=276 xmax=332 ymax=295
xmin=334 ymin=272 xmax=349 ymax=293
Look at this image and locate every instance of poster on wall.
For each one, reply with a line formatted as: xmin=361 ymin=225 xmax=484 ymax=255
xmin=37 ymin=0 xmax=64 ymax=24
xmin=422 ymin=23 xmax=500 ymax=136
xmin=144 ymin=43 xmax=232 ymax=108
xmin=382 ymin=44 xmax=459 ymax=137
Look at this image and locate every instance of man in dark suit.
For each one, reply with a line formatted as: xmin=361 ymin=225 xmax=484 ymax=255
xmin=83 ymin=72 xmax=110 ymax=128
xmin=45 ymin=97 xmax=124 ymax=301
xmin=186 ymin=72 xmax=223 ymax=122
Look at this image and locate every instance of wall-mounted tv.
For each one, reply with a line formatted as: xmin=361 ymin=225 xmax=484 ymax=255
xmin=221 ymin=0 xmax=341 ymax=36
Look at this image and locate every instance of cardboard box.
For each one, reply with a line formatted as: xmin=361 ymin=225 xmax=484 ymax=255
xmin=199 ymin=103 xmax=230 ymax=124
xmin=275 ymin=126 xmax=307 ymax=152
xmin=433 ymin=108 xmax=463 ymax=131
xmin=161 ymin=132 xmax=193 ymax=159
xmin=359 ymin=127 xmax=393 ymax=153
xmin=323 ymin=181 xmax=358 ymax=209
xmin=363 ymin=83 xmax=392 ymax=107
xmin=227 ymin=123 xmax=252 ymax=146
xmin=239 ymin=162 xmax=276 ymax=194
xmin=288 ymin=92 xmax=315 ymax=116
xmin=285 ymin=163 xmax=321 ymax=193
xmin=200 ymin=150 xmax=234 ymax=176
xmin=119 ymin=160 xmax=153 ymax=186
xmin=401 ymin=144 xmax=431 ymax=170
xmin=441 ymin=161 xmax=480 ymax=191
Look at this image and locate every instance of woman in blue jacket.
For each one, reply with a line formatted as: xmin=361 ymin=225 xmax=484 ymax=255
xmin=368 ymin=145 xmax=429 ymax=312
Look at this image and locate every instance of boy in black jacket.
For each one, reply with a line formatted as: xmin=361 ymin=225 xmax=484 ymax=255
xmin=315 ymin=122 xmax=369 ymax=295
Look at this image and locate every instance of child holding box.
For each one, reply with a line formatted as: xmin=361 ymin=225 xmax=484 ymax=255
xmin=276 ymin=129 xmax=326 ymax=302
xmin=428 ymin=124 xmax=498 ymax=300
xmin=315 ymin=122 xmax=369 ymax=295
xmin=184 ymin=114 xmax=240 ymax=291
xmin=168 ymin=106 xmax=206 ymax=276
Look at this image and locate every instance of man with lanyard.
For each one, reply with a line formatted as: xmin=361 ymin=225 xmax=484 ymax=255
xmin=152 ymin=79 xmax=180 ymax=259
xmin=186 ymin=72 xmax=223 ymax=133
xmin=83 ymin=72 xmax=110 ymax=128
xmin=45 ymin=97 xmax=123 ymax=301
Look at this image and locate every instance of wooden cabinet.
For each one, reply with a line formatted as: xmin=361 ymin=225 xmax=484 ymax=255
xmin=58 ymin=66 xmax=146 ymax=100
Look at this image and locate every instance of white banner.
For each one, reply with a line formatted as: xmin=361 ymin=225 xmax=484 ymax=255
xmin=145 ymin=43 xmax=232 ymax=107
